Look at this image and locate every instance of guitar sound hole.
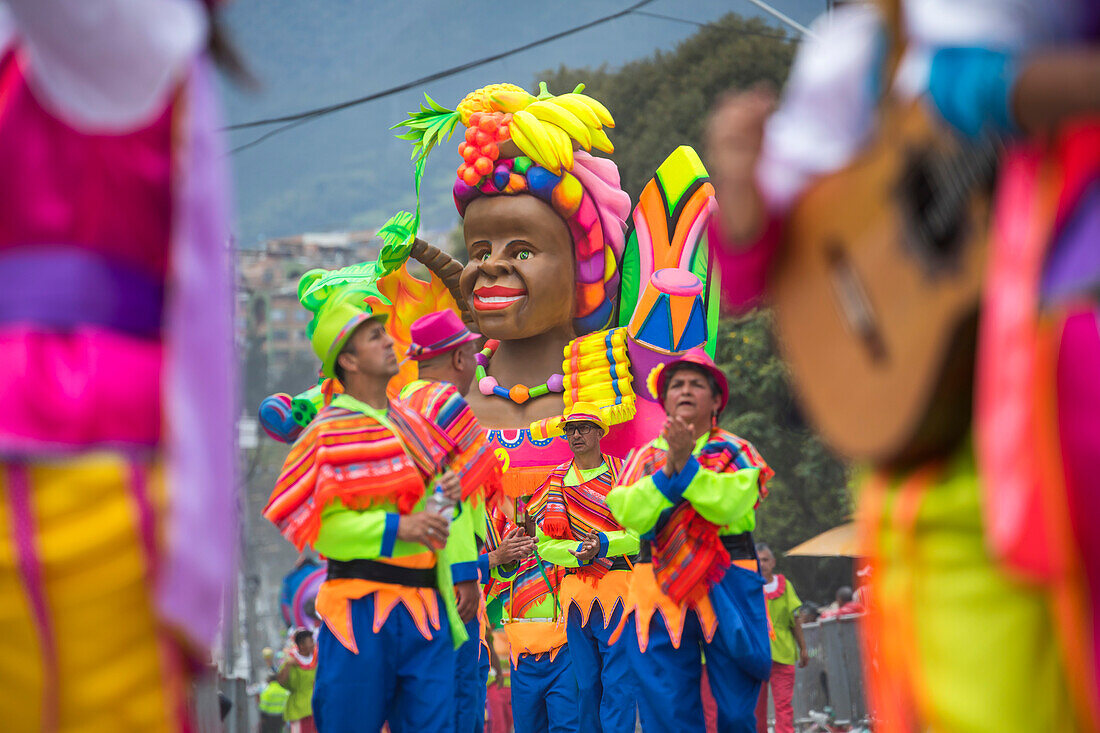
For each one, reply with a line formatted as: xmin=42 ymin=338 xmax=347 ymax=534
xmin=899 ymin=148 xmax=970 ymax=274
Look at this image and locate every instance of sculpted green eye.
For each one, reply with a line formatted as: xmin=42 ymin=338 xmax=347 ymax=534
xmin=517 ymin=250 xmax=531 ymax=260
xmin=478 ymin=252 xmax=490 ymax=261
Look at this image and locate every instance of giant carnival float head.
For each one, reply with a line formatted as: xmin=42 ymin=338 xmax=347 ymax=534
xmin=260 ymin=81 xmax=724 ymax=496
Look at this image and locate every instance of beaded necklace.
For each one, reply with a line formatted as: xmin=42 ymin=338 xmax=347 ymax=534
xmin=475 ymin=339 xmax=565 ymax=404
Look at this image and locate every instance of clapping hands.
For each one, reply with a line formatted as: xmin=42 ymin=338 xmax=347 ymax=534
xmin=662 ymin=415 xmax=695 ymax=476
xmin=570 ymin=531 xmax=601 ymax=564
xmin=488 ymin=527 xmax=537 ymax=567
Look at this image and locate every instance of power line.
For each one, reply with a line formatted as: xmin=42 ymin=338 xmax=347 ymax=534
xmin=226 ymin=0 xmax=799 ymax=156
xmin=631 ymin=9 xmax=790 ymax=40
xmin=631 ymin=9 xmax=706 ymax=28
xmin=228 ymin=116 xmax=317 ymax=156
xmin=742 ymin=0 xmax=816 ymax=38
xmin=227 ymin=0 xmax=660 ymax=153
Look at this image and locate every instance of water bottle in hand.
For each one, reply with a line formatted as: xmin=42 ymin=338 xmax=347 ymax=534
xmin=426 ymin=483 xmax=455 ymax=522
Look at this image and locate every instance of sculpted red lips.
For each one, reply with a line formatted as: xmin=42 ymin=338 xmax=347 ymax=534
xmin=473 ymin=285 xmax=527 ymax=311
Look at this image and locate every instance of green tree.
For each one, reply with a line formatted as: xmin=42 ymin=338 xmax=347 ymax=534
xmin=538 ymin=13 xmax=796 ymax=200
xmin=717 ymin=313 xmax=852 ymax=604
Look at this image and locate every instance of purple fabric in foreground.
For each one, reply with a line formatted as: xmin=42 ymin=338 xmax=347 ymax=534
xmin=158 ymin=56 xmax=237 ymax=649
xmin=1057 ymin=307 xmax=1100 ymax=691
xmin=0 ymin=248 xmax=164 ymax=336
xmin=1041 ymin=181 xmax=1100 ymax=302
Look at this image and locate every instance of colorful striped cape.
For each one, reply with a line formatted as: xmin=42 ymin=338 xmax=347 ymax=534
xmin=483 ymin=507 xmax=562 ymax=621
xmin=263 ymin=397 xmax=450 ymax=550
xmin=398 ymin=379 xmax=502 ymax=507
xmin=617 ymin=428 xmax=772 ymax=605
xmin=528 ymin=456 xmax=625 ymax=581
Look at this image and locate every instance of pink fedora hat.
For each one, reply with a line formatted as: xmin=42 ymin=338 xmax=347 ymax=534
xmin=407 ymin=310 xmax=481 ymax=362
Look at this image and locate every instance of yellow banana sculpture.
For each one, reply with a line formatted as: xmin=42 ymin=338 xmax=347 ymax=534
xmin=587 ymin=125 xmax=615 ymax=155
xmin=457 ymin=82 xmax=616 ymax=174
xmin=544 ymin=123 xmax=574 ymax=171
xmin=564 ymin=93 xmax=615 ymax=128
xmin=550 ymin=94 xmax=603 ymax=130
xmin=525 ymin=100 xmax=592 ymax=151
xmin=511 ymin=109 xmax=562 ymax=173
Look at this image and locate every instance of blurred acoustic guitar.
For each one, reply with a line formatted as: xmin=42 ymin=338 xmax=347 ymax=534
xmin=770 ymin=101 xmax=1000 ymax=468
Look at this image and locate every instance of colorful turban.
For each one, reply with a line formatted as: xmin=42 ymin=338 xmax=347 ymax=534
xmin=391 ymin=82 xmax=632 ymax=335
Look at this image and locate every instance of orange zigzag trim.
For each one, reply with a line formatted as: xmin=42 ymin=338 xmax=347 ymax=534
xmin=561 ymin=571 xmax=630 ymax=629
xmin=609 ymin=563 xmax=717 ymax=651
xmin=315 ymin=573 xmax=441 ymax=654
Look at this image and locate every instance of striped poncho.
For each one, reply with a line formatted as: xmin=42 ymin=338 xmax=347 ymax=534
xmin=398 ymin=379 xmax=502 ymax=507
xmin=617 ymin=428 xmax=772 ymax=605
xmin=484 ymin=507 xmax=562 ymax=621
xmin=528 ymin=455 xmax=625 ymax=581
xmin=263 ymin=395 xmax=450 ymax=550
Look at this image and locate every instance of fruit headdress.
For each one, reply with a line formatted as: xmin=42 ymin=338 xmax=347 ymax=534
xmin=382 ymin=82 xmax=632 ymax=335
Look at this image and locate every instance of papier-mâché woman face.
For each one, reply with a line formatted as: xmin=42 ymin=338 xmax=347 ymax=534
xmin=460 ymin=194 xmax=576 ymax=341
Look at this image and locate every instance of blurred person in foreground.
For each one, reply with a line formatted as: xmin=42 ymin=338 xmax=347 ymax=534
xmin=754 ymin=543 xmax=807 ymax=733
xmin=277 ymin=628 xmax=317 ymax=733
xmin=706 ymin=1 xmax=1100 ymax=729
xmin=0 ymin=0 xmax=235 ymax=729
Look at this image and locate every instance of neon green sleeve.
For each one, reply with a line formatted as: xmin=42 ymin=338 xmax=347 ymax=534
xmin=787 ymin=582 xmax=802 ymax=615
xmin=443 ymin=497 xmax=480 ymax=583
xmin=471 ymin=500 xmax=488 ymax=542
xmin=680 ymin=461 xmax=762 ymax=529
xmin=491 ymin=561 xmax=520 ymax=583
xmin=598 ymin=529 xmax=640 ymax=558
xmin=605 ymin=476 xmax=674 ymax=535
xmin=313 ymin=501 xmax=394 ymax=561
xmin=535 ymin=527 xmax=582 ymax=568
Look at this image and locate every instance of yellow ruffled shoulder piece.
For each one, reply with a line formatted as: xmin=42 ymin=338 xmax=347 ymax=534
xmin=530 ymin=327 xmax=636 ymax=438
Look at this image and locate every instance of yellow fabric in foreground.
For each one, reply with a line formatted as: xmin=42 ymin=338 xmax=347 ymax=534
xmin=863 ymin=448 xmax=1079 ymax=732
xmin=0 ymin=453 xmax=178 ymax=732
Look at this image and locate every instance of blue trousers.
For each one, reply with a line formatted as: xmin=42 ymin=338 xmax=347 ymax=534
xmin=454 ymin=616 xmax=489 ymax=733
xmin=626 ymin=565 xmax=770 ymax=733
xmin=510 ymin=650 xmax=580 ymax=733
xmin=566 ymin=602 xmax=637 ymax=733
xmin=312 ymin=593 xmax=453 ymax=733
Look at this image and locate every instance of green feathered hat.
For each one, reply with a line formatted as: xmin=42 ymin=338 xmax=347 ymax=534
xmin=298 ymin=264 xmax=390 ymax=380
